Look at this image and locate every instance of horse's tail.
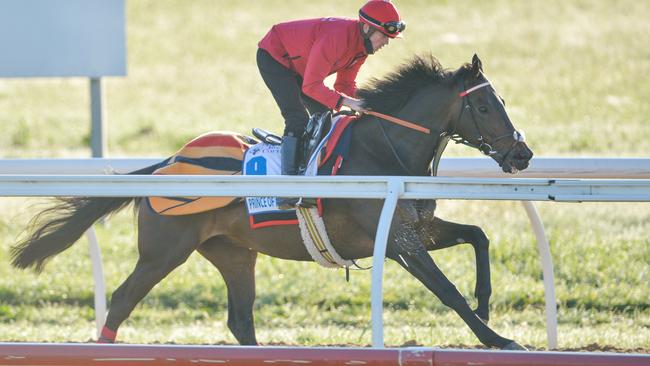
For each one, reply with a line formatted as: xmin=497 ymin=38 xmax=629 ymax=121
xmin=10 ymin=163 xmax=162 ymax=272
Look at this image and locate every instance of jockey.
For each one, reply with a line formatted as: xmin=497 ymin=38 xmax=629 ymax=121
xmin=257 ymin=0 xmax=405 ymax=208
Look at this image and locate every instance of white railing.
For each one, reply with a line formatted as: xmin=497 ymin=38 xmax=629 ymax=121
xmin=2 ymin=157 xmax=650 ymax=178
xmin=1 ymin=158 xmax=649 ymax=349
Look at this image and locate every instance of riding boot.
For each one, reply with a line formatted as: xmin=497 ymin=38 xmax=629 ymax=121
xmin=277 ymin=134 xmax=300 ymax=210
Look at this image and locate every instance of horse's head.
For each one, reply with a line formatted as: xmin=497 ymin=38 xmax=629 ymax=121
xmin=354 ymin=54 xmax=532 ymax=176
xmin=450 ymin=54 xmax=533 ymax=173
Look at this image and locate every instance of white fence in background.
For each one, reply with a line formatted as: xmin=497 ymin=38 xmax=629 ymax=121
xmin=1 ymin=157 xmax=649 ymax=349
xmin=1 ymin=157 xmax=650 ymax=178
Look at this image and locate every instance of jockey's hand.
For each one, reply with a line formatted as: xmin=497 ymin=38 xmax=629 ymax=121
xmin=343 ymin=97 xmax=368 ymax=113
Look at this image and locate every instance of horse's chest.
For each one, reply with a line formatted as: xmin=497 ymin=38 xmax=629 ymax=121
xmin=322 ymin=207 xmax=377 ymax=259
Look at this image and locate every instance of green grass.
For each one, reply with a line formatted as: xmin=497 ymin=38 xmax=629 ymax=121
xmin=0 ymin=198 xmax=648 ymax=350
xmin=0 ymin=0 xmax=649 ymax=351
xmin=0 ymin=0 xmax=648 ymax=157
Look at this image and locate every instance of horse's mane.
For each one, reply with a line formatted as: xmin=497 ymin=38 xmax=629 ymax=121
xmin=357 ymin=54 xmax=466 ymax=114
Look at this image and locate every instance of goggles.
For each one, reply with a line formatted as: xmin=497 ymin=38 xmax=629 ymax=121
xmin=382 ymin=21 xmax=406 ymax=35
xmin=359 ymin=10 xmax=406 ymax=36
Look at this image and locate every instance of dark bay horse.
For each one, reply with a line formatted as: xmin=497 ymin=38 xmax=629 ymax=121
xmin=11 ymin=54 xmax=533 ymax=349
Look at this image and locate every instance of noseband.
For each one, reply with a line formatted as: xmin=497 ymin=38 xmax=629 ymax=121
xmin=448 ymin=76 xmax=526 ymax=163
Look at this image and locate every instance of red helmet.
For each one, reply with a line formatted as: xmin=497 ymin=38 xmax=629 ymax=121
xmin=359 ymin=0 xmax=405 ymax=38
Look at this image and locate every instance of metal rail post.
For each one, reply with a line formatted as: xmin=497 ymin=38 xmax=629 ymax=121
xmin=85 ymin=228 xmax=106 ymax=337
xmin=522 ymin=201 xmax=557 ymax=349
xmin=371 ymin=179 xmax=404 ymax=347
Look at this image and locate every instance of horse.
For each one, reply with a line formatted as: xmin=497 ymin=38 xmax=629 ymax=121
xmin=11 ymin=54 xmax=533 ymax=350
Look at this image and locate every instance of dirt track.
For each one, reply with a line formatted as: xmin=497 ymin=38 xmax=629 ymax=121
xmin=210 ymin=340 xmax=650 ymax=354
xmin=4 ymin=339 xmax=645 ymax=354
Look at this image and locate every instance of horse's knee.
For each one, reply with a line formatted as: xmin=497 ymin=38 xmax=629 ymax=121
xmin=467 ymin=225 xmax=489 ymax=249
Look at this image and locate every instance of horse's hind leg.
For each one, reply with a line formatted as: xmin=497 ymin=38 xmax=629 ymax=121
xmin=423 ymin=217 xmax=492 ymax=322
xmin=99 ymin=211 xmax=202 ymax=343
xmin=197 ymin=237 xmax=257 ymax=345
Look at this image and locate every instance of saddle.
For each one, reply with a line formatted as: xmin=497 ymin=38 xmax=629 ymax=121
xmin=148 ymin=113 xmax=356 ymax=219
xmin=252 ymin=111 xmax=333 ymax=174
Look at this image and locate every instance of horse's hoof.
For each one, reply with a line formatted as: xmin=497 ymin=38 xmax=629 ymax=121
xmin=502 ymin=341 xmax=528 ymax=351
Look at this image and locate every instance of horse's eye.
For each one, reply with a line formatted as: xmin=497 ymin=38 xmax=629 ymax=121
xmin=478 ymin=106 xmax=488 ymax=113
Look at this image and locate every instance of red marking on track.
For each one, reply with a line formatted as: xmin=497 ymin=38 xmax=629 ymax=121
xmin=0 ymin=343 xmax=648 ymax=366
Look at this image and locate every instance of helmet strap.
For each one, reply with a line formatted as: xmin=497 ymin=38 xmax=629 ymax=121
xmin=364 ymin=37 xmax=375 ymax=55
xmin=360 ymin=23 xmax=375 ymax=54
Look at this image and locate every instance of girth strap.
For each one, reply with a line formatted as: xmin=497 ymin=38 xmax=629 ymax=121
xmin=296 ymin=206 xmax=354 ymax=268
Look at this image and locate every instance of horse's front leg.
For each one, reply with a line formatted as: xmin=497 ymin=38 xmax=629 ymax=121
xmin=412 ymin=200 xmax=492 ymax=322
xmin=387 ymin=210 xmax=524 ymax=349
xmin=418 ymin=217 xmax=492 ymax=323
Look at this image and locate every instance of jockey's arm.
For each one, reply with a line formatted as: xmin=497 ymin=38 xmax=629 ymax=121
xmin=335 ymin=57 xmax=367 ymax=112
xmin=302 ymin=33 xmax=364 ymax=112
xmin=335 ymin=57 xmax=362 ymax=93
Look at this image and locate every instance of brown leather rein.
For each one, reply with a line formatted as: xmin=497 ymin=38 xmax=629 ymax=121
xmin=365 ymin=110 xmax=430 ymax=134
xmin=362 ymin=81 xmax=492 ymax=135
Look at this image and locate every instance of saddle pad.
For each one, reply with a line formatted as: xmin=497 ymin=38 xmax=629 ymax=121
xmin=243 ymin=142 xmax=302 ymax=228
xmin=148 ymin=132 xmax=254 ymax=215
xmin=146 ymin=114 xmax=357 ymax=220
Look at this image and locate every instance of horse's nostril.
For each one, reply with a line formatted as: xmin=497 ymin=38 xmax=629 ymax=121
xmin=515 ymin=149 xmax=533 ymax=160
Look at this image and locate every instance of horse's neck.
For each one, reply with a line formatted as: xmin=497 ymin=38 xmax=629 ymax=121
xmin=345 ymin=86 xmax=457 ymax=176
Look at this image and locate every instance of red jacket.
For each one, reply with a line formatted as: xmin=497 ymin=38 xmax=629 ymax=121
xmin=259 ymin=17 xmax=368 ymax=110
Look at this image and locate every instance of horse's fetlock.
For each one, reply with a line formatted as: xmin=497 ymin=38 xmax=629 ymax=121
xmin=228 ymin=317 xmax=256 ymax=345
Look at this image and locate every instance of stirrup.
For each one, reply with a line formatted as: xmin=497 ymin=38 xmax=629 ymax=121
xmin=297 ymin=197 xmax=317 ymax=208
xmin=277 ymin=197 xmax=299 ymax=210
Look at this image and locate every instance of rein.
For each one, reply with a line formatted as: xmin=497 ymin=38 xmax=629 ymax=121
xmin=366 ymin=110 xmax=430 ymax=134
xmin=353 ymin=108 xmax=431 ymax=175
xmin=367 ymin=79 xmax=494 ymax=175
xmin=364 ymin=74 xmax=525 ymax=175
xmin=378 ymin=120 xmax=415 ymax=175
xmin=361 ymin=107 xmax=431 ymax=175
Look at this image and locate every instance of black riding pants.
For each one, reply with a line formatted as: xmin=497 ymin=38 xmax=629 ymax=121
xmin=256 ymin=48 xmax=328 ymax=137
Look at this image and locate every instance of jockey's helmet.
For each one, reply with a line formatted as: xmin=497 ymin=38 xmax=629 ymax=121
xmin=358 ymin=0 xmax=406 ymax=38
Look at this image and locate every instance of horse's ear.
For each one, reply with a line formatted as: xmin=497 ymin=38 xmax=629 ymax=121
xmin=471 ymin=54 xmax=483 ymax=77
